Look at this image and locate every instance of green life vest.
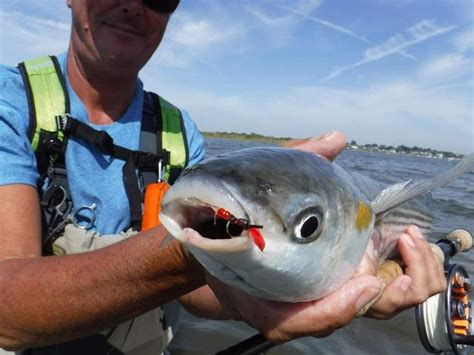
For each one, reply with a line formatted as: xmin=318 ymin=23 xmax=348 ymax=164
xmin=18 ymin=55 xmax=189 ymax=250
xmin=18 ymin=55 xmax=188 ymax=182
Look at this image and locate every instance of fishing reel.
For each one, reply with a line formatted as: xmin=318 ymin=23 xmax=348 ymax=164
xmin=416 ymin=229 xmax=474 ymax=354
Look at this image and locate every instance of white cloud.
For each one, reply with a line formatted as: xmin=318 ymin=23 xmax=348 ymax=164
xmin=292 ymin=0 xmax=324 ymax=13
xmin=453 ymin=28 xmax=474 ymax=53
xmin=0 ymin=10 xmax=70 ymax=65
xmin=252 ymin=1 xmax=415 ymax=61
xmin=323 ymin=20 xmax=457 ymax=81
xmin=364 ymin=21 xmax=456 ymax=60
xmin=419 ymin=54 xmax=471 ymax=80
xmin=162 ymin=74 xmax=472 ymax=154
xmin=155 ymin=11 xmax=246 ymax=69
xmin=171 ymin=19 xmax=239 ymax=49
xmin=246 ymin=0 xmax=322 ymax=27
xmin=245 ymin=5 xmax=293 ymax=27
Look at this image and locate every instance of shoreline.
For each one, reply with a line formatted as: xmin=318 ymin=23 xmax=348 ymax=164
xmin=201 ymin=131 xmax=464 ymax=160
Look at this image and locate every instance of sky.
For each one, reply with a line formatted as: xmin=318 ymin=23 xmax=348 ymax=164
xmin=0 ymin=0 xmax=473 ymax=154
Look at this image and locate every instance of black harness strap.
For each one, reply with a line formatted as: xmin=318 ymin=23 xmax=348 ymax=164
xmin=140 ymin=92 xmax=163 ymax=187
xmin=57 ymin=115 xmax=169 ymax=168
xmin=123 ymin=157 xmax=143 ymax=231
xmin=56 ymin=114 xmax=170 ymax=231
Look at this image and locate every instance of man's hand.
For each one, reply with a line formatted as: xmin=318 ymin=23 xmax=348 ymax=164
xmin=363 ymin=226 xmax=447 ymax=319
xmin=206 ymin=273 xmax=380 ymax=343
xmin=281 ymin=131 xmax=347 ymax=161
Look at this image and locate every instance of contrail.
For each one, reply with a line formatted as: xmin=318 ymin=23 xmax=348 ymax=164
xmin=275 ymin=3 xmax=416 ymax=60
xmin=322 ymin=23 xmax=457 ymax=81
xmin=276 ymin=3 xmax=371 ymax=43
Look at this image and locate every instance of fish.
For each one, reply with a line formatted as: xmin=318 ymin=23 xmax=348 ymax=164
xmin=160 ymin=147 xmax=473 ymax=302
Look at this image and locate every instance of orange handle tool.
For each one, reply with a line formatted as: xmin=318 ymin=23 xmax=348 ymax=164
xmin=141 ymin=181 xmax=170 ymax=231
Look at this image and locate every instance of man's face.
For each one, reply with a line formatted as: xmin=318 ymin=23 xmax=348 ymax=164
xmin=67 ymin=0 xmax=171 ymax=71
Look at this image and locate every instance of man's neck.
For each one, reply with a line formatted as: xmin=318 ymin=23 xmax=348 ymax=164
xmin=67 ymin=50 xmax=139 ymax=125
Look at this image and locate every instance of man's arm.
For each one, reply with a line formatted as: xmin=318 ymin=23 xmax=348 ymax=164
xmin=0 ymin=184 xmax=205 ymax=351
xmin=179 ymin=285 xmax=236 ymax=320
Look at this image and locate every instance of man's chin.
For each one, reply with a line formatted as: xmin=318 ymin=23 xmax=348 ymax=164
xmin=95 ymin=48 xmax=147 ymax=73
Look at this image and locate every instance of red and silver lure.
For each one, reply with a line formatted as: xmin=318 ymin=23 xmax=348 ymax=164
xmin=215 ymin=207 xmax=266 ymax=251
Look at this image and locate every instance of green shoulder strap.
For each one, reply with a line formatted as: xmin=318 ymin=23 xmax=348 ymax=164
xmin=159 ymin=96 xmax=189 ymax=182
xmin=18 ymin=56 xmax=188 ymax=184
xmin=18 ymin=55 xmax=68 ymax=151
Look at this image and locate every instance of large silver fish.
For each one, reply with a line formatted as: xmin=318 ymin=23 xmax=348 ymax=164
xmin=160 ymin=148 xmax=473 ymax=302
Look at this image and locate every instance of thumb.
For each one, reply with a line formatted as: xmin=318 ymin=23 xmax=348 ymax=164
xmin=315 ymin=275 xmax=381 ymax=326
xmin=281 ymin=131 xmax=347 ymax=161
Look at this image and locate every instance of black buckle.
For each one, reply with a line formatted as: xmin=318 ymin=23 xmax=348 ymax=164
xmin=135 ymin=151 xmax=168 ymax=171
xmin=93 ymin=131 xmax=115 ymax=156
xmin=55 ymin=114 xmax=70 ymax=132
xmin=42 ymin=134 xmax=63 ymax=155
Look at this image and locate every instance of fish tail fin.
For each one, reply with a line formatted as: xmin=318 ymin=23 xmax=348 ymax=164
xmin=372 ymin=153 xmax=473 ymax=218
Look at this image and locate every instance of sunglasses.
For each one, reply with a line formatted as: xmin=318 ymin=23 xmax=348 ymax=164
xmin=143 ymin=0 xmax=180 ymax=13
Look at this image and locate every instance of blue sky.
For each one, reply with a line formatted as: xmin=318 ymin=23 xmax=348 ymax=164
xmin=1 ymin=0 xmax=473 ymax=153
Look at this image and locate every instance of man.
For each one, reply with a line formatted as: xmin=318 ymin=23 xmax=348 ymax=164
xmin=0 ymin=1 xmax=446 ymax=354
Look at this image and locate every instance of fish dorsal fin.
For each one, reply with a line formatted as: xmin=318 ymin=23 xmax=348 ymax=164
xmin=371 ymin=153 xmax=474 ymax=219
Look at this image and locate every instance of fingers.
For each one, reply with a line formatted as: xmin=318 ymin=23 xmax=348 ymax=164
xmin=366 ymin=226 xmax=447 ymax=319
xmin=365 ymin=274 xmax=412 ymax=318
xmin=206 ymin=273 xmax=380 ymax=343
xmin=402 ymin=226 xmax=446 ymax=298
xmin=213 ymin=275 xmax=381 ymax=344
xmin=284 ymin=275 xmax=380 ymax=341
xmin=281 ymin=131 xmax=347 ymax=161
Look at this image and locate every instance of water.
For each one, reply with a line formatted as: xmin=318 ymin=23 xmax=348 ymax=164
xmin=169 ymin=138 xmax=474 ymax=355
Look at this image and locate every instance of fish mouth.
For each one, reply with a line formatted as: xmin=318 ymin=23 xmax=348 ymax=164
xmin=160 ymin=197 xmax=258 ymax=252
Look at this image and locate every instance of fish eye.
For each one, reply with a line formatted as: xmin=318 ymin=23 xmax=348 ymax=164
xmin=291 ymin=207 xmax=323 ymax=244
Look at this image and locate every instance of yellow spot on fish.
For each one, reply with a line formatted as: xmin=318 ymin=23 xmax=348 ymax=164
xmin=355 ymin=201 xmax=373 ymax=232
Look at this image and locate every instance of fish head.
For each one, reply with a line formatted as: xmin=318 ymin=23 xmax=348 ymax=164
xmin=160 ymin=147 xmax=375 ymax=302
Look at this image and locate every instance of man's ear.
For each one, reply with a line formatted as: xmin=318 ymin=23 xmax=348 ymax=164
xmin=67 ymin=0 xmax=72 ymax=8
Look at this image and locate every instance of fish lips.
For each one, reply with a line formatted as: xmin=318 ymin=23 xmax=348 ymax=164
xmin=160 ymin=179 xmax=260 ymax=252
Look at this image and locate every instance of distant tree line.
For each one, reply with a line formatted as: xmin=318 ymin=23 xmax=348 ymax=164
xmin=202 ymin=131 xmax=291 ymax=144
xmin=348 ymin=140 xmax=461 ymax=158
xmin=201 ymin=133 xmax=462 ymax=158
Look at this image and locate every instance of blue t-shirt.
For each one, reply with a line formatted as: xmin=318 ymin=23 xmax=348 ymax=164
xmin=0 ymin=53 xmax=205 ymax=234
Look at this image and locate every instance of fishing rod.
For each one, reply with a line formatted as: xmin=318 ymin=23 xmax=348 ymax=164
xmin=216 ymin=229 xmax=474 ymax=355
xmin=215 ymin=334 xmax=273 ymax=355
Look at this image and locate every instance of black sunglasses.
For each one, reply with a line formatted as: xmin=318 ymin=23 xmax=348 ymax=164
xmin=143 ymin=0 xmax=180 ymax=13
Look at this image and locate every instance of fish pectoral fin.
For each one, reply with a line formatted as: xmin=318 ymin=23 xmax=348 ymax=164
xmin=371 ymin=153 xmax=474 ymax=219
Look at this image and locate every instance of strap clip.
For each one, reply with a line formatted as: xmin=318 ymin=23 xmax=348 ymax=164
xmin=55 ymin=113 xmax=70 ymax=132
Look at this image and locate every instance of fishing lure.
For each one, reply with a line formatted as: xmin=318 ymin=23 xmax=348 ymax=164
xmin=214 ymin=208 xmax=266 ymax=251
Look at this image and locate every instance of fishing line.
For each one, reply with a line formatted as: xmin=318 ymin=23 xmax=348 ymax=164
xmin=419 ymin=293 xmax=452 ymax=351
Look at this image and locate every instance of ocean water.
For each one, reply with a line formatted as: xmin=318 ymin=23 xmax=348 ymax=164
xmin=169 ymin=138 xmax=474 ymax=355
